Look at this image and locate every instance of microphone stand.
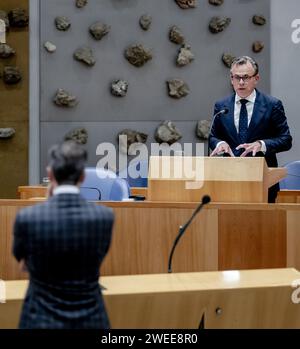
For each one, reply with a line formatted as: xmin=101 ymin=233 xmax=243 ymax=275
xmin=208 ymin=108 xmax=229 ymax=156
xmin=168 ymin=195 xmax=211 ymax=273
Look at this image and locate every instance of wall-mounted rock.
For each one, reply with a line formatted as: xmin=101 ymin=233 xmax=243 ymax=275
xmin=54 ymin=89 xmax=78 ymax=107
xmin=167 ymin=79 xmax=190 ymax=99
xmin=89 ymin=22 xmax=110 ymax=40
xmin=139 ymin=14 xmax=152 ymax=31
xmin=0 ymin=43 xmax=15 ymax=58
xmin=0 ymin=128 xmax=15 ymax=139
xmin=65 ymin=128 xmax=88 ymax=145
xmin=76 ymin=0 xmax=88 ymax=8
xmin=176 ymin=44 xmax=194 ymax=67
xmin=196 ymin=120 xmax=210 ymax=140
xmin=252 ymin=15 xmax=266 ymax=26
xmin=74 ymin=47 xmax=96 ymax=66
xmin=155 ymin=121 xmax=182 ymax=145
xmin=3 ymin=66 xmax=22 ymax=84
xmin=111 ymin=79 xmax=129 ymax=97
xmin=8 ymin=8 xmax=29 ymax=28
xmin=175 ymin=0 xmax=197 ymax=9
xmin=0 ymin=11 xmax=9 ymax=31
xmin=125 ymin=44 xmax=152 ymax=67
xmin=169 ymin=26 xmax=185 ymax=45
xmin=209 ymin=16 xmax=231 ymax=33
xmin=44 ymin=41 xmax=56 ymax=53
xmin=208 ymin=0 xmax=224 ymax=6
xmin=222 ymin=53 xmax=235 ymax=68
xmin=252 ymin=41 xmax=264 ymax=53
xmin=118 ymin=129 xmax=148 ymax=155
xmin=55 ymin=16 xmax=71 ymax=31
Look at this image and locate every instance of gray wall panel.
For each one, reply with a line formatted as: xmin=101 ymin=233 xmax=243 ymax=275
xmin=271 ymin=0 xmax=300 ymax=165
xmin=40 ymin=121 xmax=205 ymax=177
xmin=38 ymin=0 xmax=270 ymax=178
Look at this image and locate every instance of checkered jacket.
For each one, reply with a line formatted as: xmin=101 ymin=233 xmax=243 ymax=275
xmin=13 ymin=193 xmax=114 ymax=329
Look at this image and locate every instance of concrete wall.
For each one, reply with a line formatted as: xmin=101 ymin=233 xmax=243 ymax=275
xmin=271 ymin=0 xmax=300 ymax=165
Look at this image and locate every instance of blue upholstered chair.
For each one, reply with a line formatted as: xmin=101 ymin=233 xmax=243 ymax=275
xmin=279 ymin=161 xmax=300 ymax=190
xmin=80 ymin=167 xmax=130 ymax=201
xmin=118 ymin=159 xmax=148 ymax=188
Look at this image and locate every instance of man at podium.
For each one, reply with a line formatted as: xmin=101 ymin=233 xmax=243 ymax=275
xmin=209 ymin=56 xmax=292 ymax=202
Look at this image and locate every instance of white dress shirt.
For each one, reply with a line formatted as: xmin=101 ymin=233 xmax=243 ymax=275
xmin=53 ymin=185 xmax=80 ymax=195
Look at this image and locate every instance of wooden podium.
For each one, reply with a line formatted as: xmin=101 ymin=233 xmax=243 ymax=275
xmin=148 ymin=156 xmax=286 ymax=203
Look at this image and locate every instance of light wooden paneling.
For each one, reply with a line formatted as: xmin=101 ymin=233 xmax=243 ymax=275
xmin=148 ymin=157 xmax=285 ymax=203
xmin=277 ymin=190 xmax=300 ymax=203
xmin=18 ymin=186 xmax=47 ymax=199
xmin=0 ymin=0 xmax=29 ymax=199
xmin=218 ymin=210 xmax=286 ymax=270
xmin=101 ymin=207 xmax=218 ymax=275
xmin=2 ymin=199 xmax=300 ymax=280
xmin=287 ymin=210 xmax=300 ymax=270
xmin=2 ymin=269 xmax=300 ymax=329
xmin=0 ymin=205 xmax=28 ymax=280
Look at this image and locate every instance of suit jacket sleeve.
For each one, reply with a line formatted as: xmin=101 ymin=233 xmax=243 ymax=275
xmin=262 ymin=99 xmax=292 ymax=155
xmin=209 ymin=102 xmax=223 ymax=150
xmin=13 ymin=213 xmax=27 ymax=262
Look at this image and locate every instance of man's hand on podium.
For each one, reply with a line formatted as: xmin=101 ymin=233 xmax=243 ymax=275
xmin=210 ymin=141 xmax=235 ymax=157
xmin=236 ymin=141 xmax=262 ymax=157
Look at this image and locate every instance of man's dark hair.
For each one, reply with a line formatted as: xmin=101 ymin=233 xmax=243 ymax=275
xmin=230 ymin=56 xmax=259 ymax=76
xmin=48 ymin=141 xmax=87 ymax=185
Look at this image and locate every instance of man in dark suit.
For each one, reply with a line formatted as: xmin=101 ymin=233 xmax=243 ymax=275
xmin=209 ymin=56 xmax=292 ymax=202
xmin=13 ymin=141 xmax=114 ymax=329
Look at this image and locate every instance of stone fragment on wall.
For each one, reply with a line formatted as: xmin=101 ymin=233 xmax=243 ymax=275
xmin=74 ymin=47 xmax=96 ymax=66
xmin=125 ymin=44 xmax=152 ymax=67
xmin=65 ymin=128 xmax=88 ymax=145
xmin=0 ymin=128 xmax=15 ymax=139
xmin=8 ymin=8 xmax=29 ymax=28
xmin=167 ymin=79 xmax=190 ymax=99
xmin=155 ymin=121 xmax=182 ymax=144
xmin=89 ymin=22 xmax=110 ymax=40
xmin=53 ymin=89 xmax=78 ymax=107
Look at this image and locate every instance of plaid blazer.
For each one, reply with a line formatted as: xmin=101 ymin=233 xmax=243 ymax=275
xmin=13 ymin=193 xmax=114 ymax=329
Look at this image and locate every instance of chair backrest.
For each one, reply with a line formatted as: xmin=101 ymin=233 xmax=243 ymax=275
xmin=80 ymin=167 xmax=130 ymax=201
xmin=279 ymin=161 xmax=300 ymax=189
xmin=118 ymin=159 xmax=148 ymax=188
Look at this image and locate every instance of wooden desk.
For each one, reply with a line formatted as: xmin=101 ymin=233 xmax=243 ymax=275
xmin=1 ymin=268 xmax=300 ymax=329
xmin=1 ymin=199 xmax=300 ymax=280
xmin=18 ymin=186 xmax=148 ymax=200
xmin=277 ymin=190 xmax=300 ymax=203
xmin=18 ymin=186 xmax=47 ymax=199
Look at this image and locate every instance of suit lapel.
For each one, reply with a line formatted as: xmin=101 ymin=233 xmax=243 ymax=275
xmin=247 ymin=90 xmax=267 ymax=137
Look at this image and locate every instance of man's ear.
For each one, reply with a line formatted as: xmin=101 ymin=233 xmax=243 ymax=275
xmin=78 ymin=172 xmax=85 ymax=185
xmin=47 ymin=166 xmax=54 ymax=180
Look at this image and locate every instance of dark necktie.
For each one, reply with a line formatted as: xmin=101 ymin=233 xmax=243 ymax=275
xmin=238 ymin=99 xmax=249 ymax=144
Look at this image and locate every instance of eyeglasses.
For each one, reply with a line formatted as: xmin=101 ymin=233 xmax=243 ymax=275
xmin=231 ymin=74 xmax=256 ymax=83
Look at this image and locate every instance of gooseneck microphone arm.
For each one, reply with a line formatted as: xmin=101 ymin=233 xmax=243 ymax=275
xmin=208 ymin=108 xmax=229 ymax=156
xmin=168 ymin=195 xmax=211 ymax=273
xmin=208 ymin=108 xmax=229 ymax=137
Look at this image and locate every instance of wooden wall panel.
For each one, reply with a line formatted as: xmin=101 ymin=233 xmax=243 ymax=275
xmin=0 ymin=0 xmax=29 ymax=198
xmin=101 ymin=207 xmax=218 ymax=275
xmin=218 ymin=209 xmax=286 ymax=270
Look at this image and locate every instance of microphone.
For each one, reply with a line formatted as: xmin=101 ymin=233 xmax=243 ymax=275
xmin=168 ymin=195 xmax=211 ymax=273
xmin=208 ymin=108 xmax=229 ymax=156
xmin=209 ymin=107 xmax=229 ymax=136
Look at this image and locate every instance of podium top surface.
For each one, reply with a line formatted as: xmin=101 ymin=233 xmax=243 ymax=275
xmin=149 ymin=156 xmax=286 ymax=183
